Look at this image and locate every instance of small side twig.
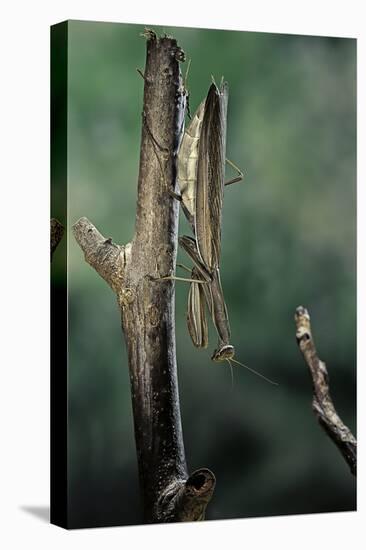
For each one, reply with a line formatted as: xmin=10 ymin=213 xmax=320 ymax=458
xmin=295 ymin=306 xmax=356 ymax=476
xmin=72 ymin=217 xmax=126 ymax=297
xmin=136 ymin=68 xmax=152 ymax=84
xmin=50 ymin=218 xmax=64 ymax=260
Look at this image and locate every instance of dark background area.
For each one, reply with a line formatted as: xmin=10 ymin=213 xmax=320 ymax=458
xmin=53 ymin=20 xmax=356 ymax=527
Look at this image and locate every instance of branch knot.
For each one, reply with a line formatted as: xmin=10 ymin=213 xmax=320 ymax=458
xmin=155 ymin=469 xmax=216 ymax=522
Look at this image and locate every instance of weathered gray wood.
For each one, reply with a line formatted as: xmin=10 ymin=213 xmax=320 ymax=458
xmin=73 ymin=30 xmax=215 ymax=523
xmin=295 ymin=306 xmax=356 ymax=476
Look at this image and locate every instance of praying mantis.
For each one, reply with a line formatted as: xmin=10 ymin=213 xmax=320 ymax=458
xmin=160 ymin=78 xmax=277 ymax=385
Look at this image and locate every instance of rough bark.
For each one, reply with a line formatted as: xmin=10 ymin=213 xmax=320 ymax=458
xmin=50 ymin=218 xmax=64 ymax=260
xmin=73 ymin=30 xmax=215 ymax=523
xmin=295 ymin=306 xmax=356 ymax=476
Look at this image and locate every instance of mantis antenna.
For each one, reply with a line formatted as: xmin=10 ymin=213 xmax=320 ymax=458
xmin=226 ymin=359 xmax=234 ymax=390
xmin=228 ymin=358 xmax=279 ymax=386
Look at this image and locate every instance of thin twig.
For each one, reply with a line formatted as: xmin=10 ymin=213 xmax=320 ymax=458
xmin=295 ymin=306 xmax=356 ymax=476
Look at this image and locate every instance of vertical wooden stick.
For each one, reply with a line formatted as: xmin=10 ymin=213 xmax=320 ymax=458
xmin=73 ymin=30 xmax=215 ymax=523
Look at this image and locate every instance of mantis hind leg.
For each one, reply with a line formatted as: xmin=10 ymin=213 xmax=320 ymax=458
xmin=176 ymin=263 xmax=193 ymax=274
xmin=151 ymin=274 xmax=207 ymax=285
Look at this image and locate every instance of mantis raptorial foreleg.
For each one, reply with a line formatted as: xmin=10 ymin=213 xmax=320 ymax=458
xmin=143 ymin=111 xmax=169 ymax=154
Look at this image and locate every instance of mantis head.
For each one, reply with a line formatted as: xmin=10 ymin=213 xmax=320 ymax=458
xmin=211 ymin=344 xmax=235 ymax=362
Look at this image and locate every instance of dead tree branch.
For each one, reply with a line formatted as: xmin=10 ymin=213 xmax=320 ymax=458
xmin=50 ymin=218 xmax=64 ymax=260
xmin=295 ymin=306 xmax=356 ymax=476
xmin=73 ymin=30 xmax=215 ymax=522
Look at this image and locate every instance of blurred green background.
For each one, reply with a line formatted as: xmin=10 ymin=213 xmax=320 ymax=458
xmin=56 ymin=20 xmax=356 ymax=527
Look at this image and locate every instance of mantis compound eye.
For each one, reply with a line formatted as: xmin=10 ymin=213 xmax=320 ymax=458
xmin=211 ymin=344 xmax=235 ymax=362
